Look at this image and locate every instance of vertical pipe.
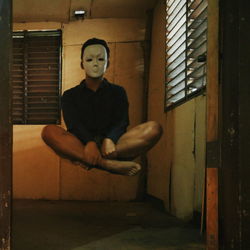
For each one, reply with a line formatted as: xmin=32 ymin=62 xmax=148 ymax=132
xmin=0 ymin=0 xmax=13 ymax=249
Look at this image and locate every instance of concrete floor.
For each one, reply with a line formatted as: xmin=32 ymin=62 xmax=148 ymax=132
xmin=12 ymin=200 xmax=205 ymax=250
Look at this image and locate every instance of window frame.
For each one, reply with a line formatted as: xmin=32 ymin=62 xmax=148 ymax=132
xmin=165 ymin=0 xmax=207 ymax=111
xmin=12 ymin=29 xmax=62 ymax=125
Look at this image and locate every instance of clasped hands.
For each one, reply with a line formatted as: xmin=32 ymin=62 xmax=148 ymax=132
xmin=84 ymin=138 xmax=116 ymax=165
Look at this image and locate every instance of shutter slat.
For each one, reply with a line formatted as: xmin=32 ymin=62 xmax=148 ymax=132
xmin=167 ymin=23 xmax=186 ymax=48
xmin=167 ymin=32 xmax=186 ymax=55
xmin=167 ymin=89 xmax=185 ymax=105
xmin=168 ymin=4 xmax=186 ymax=31
xmin=188 ymin=30 xmax=206 ymax=49
xmin=167 ymin=13 xmax=186 ymax=40
xmin=166 ymin=51 xmax=185 ymax=73
xmin=188 ymin=0 xmax=207 ymax=19
xmin=167 ymin=70 xmax=185 ymax=87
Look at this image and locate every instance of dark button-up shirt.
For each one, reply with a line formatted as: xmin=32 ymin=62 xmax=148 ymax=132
xmin=61 ymin=79 xmax=129 ymax=144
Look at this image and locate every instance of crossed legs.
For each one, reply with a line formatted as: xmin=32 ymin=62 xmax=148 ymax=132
xmin=41 ymin=121 xmax=162 ymax=176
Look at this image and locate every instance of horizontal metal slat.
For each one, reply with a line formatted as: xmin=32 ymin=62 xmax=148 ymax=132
xmin=166 ymin=80 xmax=185 ymax=95
xmin=167 ymin=31 xmax=186 ymax=55
xmin=187 ymin=63 xmax=206 ymax=78
xmin=167 ymin=70 xmax=185 ymax=87
xmin=27 ymin=46 xmax=59 ymax=53
xmin=167 ymin=13 xmax=186 ymax=40
xmin=27 ymin=65 xmax=59 ymax=71
xmin=167 ymin=90 xmax=185 ymax=105
xmin=187 ymin=40 xmax=206 ymax=59
xmin=12 ymin=76 xmax=23 ymax=81
xmin=187 ymin=74 xmax=206 ymax=88
xmin=27 ymin=92 xmax=59 ymax=97
xmin=26 ymin=119 xmax=59 ymax=125
xmin=188 ymin=0 xmax=203 ymax=9
xmin=28 ymin=58 xmax=59 ymax=64
xmin=188 ymin=18 xmax=207 ymax=40
xmin=28 ymin=71 xmax=59 ymax=76
xmin=166 ymin=41 xmax=186 ymax=65
xmin=12 ymin=66 xmax=24 ymax=71
xmin=28 ymin=52 xmax=59 ymax=59
xmin=27 ymin=62 xmax=59 ymax=67
xmin=27 ymin=114 xmax=59 ymax=119
xmin=27 ymin=75 xmax=59 ymax=81
xmin=188 ymin=0 xmax=207 ymax=19
xmin=168 ymin=4 xmax=186 ymax=32
xmin=188 ymin=8 xmax=207 ymax=29
xmin=167 ymin=0 xmax=177 ymax=9
xmin=188 ymin=30 xmax=207 ymax=49
xmin=166 ymin=23 xmax=186 ymax=49
xmin=168 ymin=61 xmax=185 ymax=80
xmin=166 ymin=54 xmax=185 ymax=76
xmin=166 ymin=51 xmax=186 ymax=72
xmin=28 ymin=96 xmax=58 ymax=102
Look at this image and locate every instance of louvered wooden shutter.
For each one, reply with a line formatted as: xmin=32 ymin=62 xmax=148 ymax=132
xmin=165 ymin=0 xmax=207 ymax=109
xmin=12 ymin=30 xmax=62 ymax=124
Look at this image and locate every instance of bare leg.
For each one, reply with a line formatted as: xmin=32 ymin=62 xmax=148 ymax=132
xmin=41 ymin=125 xmax=140 ymax=176
xmin=114 ymin=121 xmax=163 ymax=159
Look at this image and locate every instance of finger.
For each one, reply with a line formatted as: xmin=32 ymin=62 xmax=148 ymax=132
xmin=88 ymin=156 xmax=95 ymax=166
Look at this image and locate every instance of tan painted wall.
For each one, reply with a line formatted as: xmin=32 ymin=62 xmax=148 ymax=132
xmin=147 ymin=0 xmax=206 ymax=220
xmin=13 ymin=19 xmax=146 ymax=200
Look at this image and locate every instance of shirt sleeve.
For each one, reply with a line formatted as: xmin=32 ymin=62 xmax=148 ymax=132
xmin=106 ymin=87 xmax=129 ymax=143
xmin=61 ymin=90 xmax=94 ymax=144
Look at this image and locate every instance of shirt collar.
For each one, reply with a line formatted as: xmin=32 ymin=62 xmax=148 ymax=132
xmin=80 ymin=78 xmax=109 ymax=90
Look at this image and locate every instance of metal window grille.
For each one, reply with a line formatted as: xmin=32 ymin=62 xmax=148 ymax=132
xmin=165 ymin=0 xmax=207 ymax=110
xmin=12 ymin=30 xmax=62 ymax=124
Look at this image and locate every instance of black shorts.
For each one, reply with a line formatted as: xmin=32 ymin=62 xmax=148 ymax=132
xmin=93 ymin=135 xmax=105 ymax=150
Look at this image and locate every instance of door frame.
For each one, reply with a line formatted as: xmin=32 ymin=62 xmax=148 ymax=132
xmin=0 ymin=0 xmax=13 ymax=249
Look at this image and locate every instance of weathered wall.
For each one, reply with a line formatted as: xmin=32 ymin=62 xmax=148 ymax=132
xmin=13 ymin=19 xmax=146 ymax=200
xmin=147 ymin=0 xmax=206 ymax=220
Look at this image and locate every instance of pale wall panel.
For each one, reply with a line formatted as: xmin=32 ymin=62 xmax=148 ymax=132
xmin=171 ymin=101 xmax=196 ymax=220
xmin=114 ymin=42 xmax=144 ymax=127
xmin=13 ymin=0 xmax=70 ymax=23
xmin=147 ymin=0 xmax=171 ymax=208
xmin=13 ymin=22 xmax=62 ymax=31
xmin=13 ymin=125 xmax=60 ymax=199
xmin=171 ymin=97 xmax=206 ymax=220
xmin=63 ymin=19 xmax=146 ymax=46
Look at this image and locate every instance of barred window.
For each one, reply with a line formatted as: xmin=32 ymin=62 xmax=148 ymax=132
xmin=12 ymin=30 xmax=62 ymax=124
xmin=165 ymin=0 xmax=207 ymax=110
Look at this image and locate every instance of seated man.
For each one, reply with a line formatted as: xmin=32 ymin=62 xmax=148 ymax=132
xmin=42 ymin=38 xmax=162 ymax=176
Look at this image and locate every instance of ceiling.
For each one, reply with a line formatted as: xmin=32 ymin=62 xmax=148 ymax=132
xmin=13 ymin=0 xmax=158 ymax=23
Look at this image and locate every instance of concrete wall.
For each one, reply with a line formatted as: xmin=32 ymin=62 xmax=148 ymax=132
xmin=13 ymin=19 xmax=146 ymax=200
xmin=147 ymin=0 xmax=206 ymax=220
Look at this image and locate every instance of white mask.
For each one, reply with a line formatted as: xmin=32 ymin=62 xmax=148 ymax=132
xmin=82 ymin=44 xmax=108 ymax=78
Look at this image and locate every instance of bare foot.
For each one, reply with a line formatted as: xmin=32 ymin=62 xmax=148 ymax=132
xmin=102 ymin=159 xmax=141 ymax=176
